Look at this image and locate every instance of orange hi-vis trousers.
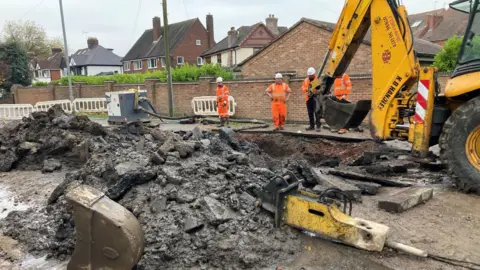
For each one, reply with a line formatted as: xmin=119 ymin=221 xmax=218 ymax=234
xmin=217 ymin=97 xmax=229 ymax=118
xmin=271 ymin=101 xmax=286 ymax=128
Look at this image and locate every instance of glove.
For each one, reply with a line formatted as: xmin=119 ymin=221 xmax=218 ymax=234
xmin=224 ymin=100 xmax=227 ymax=105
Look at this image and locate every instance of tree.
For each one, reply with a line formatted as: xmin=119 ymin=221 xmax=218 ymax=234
xmin=0 ymin=41 xmax=31 ymax=91
xmin=433 ymin=36 xmax=463 ymax=72
xmin=2 ymin=20 xmax=66 ymax=58
xmin=0 ymin=61 xmax=11 ymax=86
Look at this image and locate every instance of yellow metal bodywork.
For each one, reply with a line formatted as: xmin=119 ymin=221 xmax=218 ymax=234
xmin=315 ymin=0 xmax=420 ymax=142
xmin=445 ymin=71 xmax=480 ymax=98
xmin=466 ymin=125 xmax=480 ymax=171
xmin=283 ymin=192 xmax=389 ymax=252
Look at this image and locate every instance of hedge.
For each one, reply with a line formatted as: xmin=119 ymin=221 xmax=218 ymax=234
xmin=54 ymin=63 xmax=233 ymax=85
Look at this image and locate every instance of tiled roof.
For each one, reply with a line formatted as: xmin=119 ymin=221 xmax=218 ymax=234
xmin=201 ymin=23 xmax=288 ymax=56
xmin=122 ymin=19 xmax=196 ymax=61
xmin=31 ymin=51 xmax=66 ymax=70
xmin=71 ymin=45 xmax=122 ymax=66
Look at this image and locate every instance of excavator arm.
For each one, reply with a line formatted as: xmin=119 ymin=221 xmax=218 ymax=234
xmin=314 ymin=0 xmax=437 ymax=155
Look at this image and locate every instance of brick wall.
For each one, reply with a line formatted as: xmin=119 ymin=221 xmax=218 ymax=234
xmin=173 ymin=19 xmax=210 ymax=66
xmin=240 ymin=21 xmax=372 ymax=78
xmin=12 ymin=74 xmax=452 ymax=123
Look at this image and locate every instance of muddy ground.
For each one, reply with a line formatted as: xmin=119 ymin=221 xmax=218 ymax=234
xmin=0 ymin=107 xmax=479 ymax=270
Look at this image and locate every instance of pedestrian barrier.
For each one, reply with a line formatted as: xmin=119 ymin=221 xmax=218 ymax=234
xmin=73 ymin=98 xmax=107 ymax=113
xmin=0 ymin=104 xmax=35 ymax=120
xmin=191 ymin=96 xmax=236 ymax=116
xmin=34 ymin=100 xmax=73 ymax=113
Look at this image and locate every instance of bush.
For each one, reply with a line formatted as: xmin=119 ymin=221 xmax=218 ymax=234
xmin=32 ymin=81 xmax=48 ymax=86
xmin=433 ymin=36 xmax=463 ymax=72
xmin=55 ymin=63 xmax=233 ymax=85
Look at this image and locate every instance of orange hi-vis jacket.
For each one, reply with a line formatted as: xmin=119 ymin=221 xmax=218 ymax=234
xmin=216 ymin=85 xmax=230 ymax=118
xmin=265 ymin=83 xmax=292 ymax=102
xmin=301 ymin=75 xmax=318 ymax=101
xmin=334 ymin=74 xmax=352 ymax=100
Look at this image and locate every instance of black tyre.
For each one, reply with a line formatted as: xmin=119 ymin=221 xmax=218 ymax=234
xmin=439 ymin=96 xmax=480 ymax=193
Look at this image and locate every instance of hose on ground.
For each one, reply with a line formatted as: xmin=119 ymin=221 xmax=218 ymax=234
xmin=427 ymin=253 xmax=480 ymax=270
xmin=138 ymin=107 xmax=203 ymax=122
xmin=200 ymin=118 xmax=269 ymax=132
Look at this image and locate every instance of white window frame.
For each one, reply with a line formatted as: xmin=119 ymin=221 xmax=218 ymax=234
xmin=160 ymin=57 xmax=166 ymax=67
xmin=41 ymin=69 xmax=50 ymax=78
xmin=134 ymin=60 xmax=142 ymax=70
xmin=148 ymin=58 xmax=157 ymax=69
xmin=197 ymin=57 xmax=204 ymax=66
xmin=177 ymin=56 xmax=184 ymax=65
xmin=196 ymin=39 xmax=201 ymax=46
xmin=411 ymin=20 xmax=423 ymax=28
xmin=124 ymin=62 xmax=130 ymax=71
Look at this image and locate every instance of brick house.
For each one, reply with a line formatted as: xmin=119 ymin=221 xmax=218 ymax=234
xmin=236 ymin=18 xmax=441 ymax=78
xmin=70 ymin=38 xmax=123 ymax=76
xmin=29 ymin=48 xmax=66 ymax=83
xmin=122 ymin=15 xmax=214 ymax=73
xmin=201 ymin=15 xmax=287 ymax=68
xmin=408 ymin=8 xmax=470 ymax=46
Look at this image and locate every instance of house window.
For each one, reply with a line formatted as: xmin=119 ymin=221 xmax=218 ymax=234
xmin=196 ymin=40 xmax=201 ymax=46
xmin=216 ymin=54 xmax=222 ymax=64
xmin=124 ymin=62 xmax=130 ymax=71
xmin=177 ymin=56 xmax=184 ymax=65
xmin=41 ymin=70 xmax=50 ymax=78
xmin=134 ymin=60 xmax=142 ymax=70
xmin=411 ymin=20 xmax=423 ymax=27
xmin=160 ymin=57 xmax=166 ymax=67
xmin=197 ymin=57 xmax=204 ymax=66
xmin=148 ymin=58 xmax=157 ymax=69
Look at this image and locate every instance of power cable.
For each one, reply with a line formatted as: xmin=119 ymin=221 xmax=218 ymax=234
xmin=20 ymin=0 xmax=47 ymax=20
xmin=130 ymin=0 xmax=143 ymax=46
xmin=182 ymin=0 xmax=189 ymax=18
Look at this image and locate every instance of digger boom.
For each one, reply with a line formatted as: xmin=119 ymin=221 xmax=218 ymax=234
xmin=314 ymin=0 xmax=480 ymax=192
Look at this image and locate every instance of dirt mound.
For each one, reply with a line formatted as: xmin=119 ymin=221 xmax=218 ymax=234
xmin=0 ymin=105 xmax=106 ymax=172
xmin=0 ymin=113 xmax=302 ymax=269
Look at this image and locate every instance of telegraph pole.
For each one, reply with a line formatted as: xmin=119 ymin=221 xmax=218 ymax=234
xmin=58 ymin=0 xmax=73 ymax=102
xmin=162 ymin=0 xmax=174 ymax=117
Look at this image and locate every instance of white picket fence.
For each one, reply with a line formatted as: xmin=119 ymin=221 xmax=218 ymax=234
xmin=191 ymin=96 xmax=236 ymax=116
xmin=0 ymin=104 xmax=35 ymax=120
xmin=0 ymin=98 xmax=108 ymax=120
xmin=34 ymin=100 xmax=73 ymax=113
xmin=73 ymin=98 xmax=107 ymax=113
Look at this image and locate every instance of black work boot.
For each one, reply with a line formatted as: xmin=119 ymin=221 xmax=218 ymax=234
xmin=316 ymin=125 xmax=322 ymax=132
xmin=226 ymin=118 xmax=230 ymax=128
xmin=218 ymin=118 xmax=225 ymax=127
xmin=306 ymin=126 xmax=315 ymax=131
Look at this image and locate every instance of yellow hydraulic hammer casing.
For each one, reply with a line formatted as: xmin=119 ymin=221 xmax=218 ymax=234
xmin=283 ymin=192 xmax=390 ymax=252
xmin=410 ymin=67 xmax=436 ymax=157
xmin=66 ymin=185 xmax=144 ymax=270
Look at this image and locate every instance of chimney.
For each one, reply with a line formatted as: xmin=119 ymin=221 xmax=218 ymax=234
xmin=152 ymin=16 xmax=162 ymax=42
xmin=227 ymin=27 xmax=237 ymax=48
xmin=51 ymin=48 xmax=62 ymax=54
xmin=87 ymin=37 xmax=99 ymax=49
xmin=266 ymin=14 xmax=279 ymax=36
xmin=206 ymin=14 xmax=215 ymax=49
xmin=425 ymin=13 xmax=443 ymax=30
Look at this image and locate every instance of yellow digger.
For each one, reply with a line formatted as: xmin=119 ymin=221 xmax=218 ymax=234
xmin=314 ymin=0 xmax=480 ymax=193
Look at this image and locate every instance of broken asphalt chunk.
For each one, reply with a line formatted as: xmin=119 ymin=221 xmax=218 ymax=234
xmin=311 ymin=168 xmax=362 ymax=202
xmin=378 ymin=187 xmax=433 ymax=213
xmin=202 ymin=196 xmax=237 ymax=225
xmin=184 ymin=217 xmax=204 ymax=233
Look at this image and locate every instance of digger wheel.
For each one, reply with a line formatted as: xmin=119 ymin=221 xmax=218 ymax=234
xmin=439 ymin=96 xmax=480 ymax=193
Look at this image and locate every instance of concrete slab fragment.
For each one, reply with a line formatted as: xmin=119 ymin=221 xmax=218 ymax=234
xmin=378 ymin=187 xmax=433 ymax=213
xmin=311 ymin=168 xmax=362 ymax=202
xmin=345 ymin=180 xmax=381 ymax=195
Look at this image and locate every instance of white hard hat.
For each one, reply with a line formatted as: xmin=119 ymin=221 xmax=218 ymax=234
xmin=216 ymin=77 xmax=223 ymax=83
xmin=307 ymin=67 xmax=316 ymax=76
xmin=275 ymin=73 xmax=283 ymax=79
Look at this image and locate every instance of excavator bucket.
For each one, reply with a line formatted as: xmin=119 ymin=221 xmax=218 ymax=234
xmin=66 ymin=185 xmax=144 ymax=270
xmin=323 ymin=97 xmax=371 ymax=130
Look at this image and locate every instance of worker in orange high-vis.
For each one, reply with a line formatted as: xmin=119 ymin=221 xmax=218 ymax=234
xmin=302 ymin=67 xmax=322 ymax=131
xmin=333 ymin=73 xmax=352 ymax=134
xmin=265 ymin=73 xmax=292 ymax=131
xmin=216 ymin=77 xmax=230 ymax=127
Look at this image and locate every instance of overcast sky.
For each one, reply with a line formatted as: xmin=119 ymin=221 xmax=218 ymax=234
xmin=1 ymin=0 xmax=453 ymax=56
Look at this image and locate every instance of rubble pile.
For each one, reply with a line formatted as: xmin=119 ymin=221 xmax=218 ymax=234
xmin=0 ymin=106 xmax=304 ymax=269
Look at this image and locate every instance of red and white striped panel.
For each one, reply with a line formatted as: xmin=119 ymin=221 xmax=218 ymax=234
xmin=414 ymin=80 xmax=430 ymax=124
